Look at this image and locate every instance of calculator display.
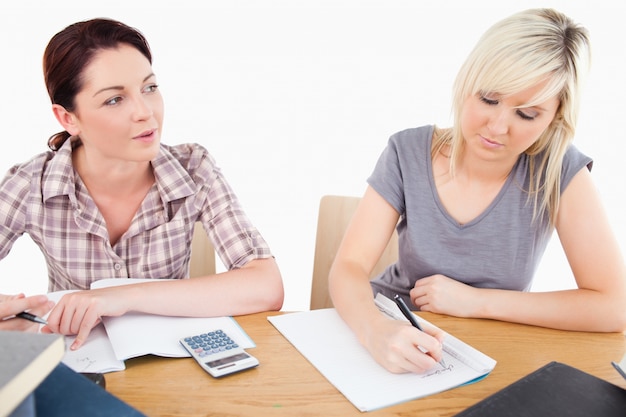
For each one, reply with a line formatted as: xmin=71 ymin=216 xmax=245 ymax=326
xmin=206 ymin=352 xmax=250 ymax=369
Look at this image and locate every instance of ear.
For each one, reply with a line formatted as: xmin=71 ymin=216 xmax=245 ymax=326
xmin=51 ymin=104 xmax=80 ymax=136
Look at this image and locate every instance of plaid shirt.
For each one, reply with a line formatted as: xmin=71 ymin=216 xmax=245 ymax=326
xmin=0 ymin=140 xmax=271 ymax=291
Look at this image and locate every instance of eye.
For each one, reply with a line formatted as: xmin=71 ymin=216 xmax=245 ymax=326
xmin=143 ymin=84 xmax=159 ymax=94
xmin=479 ymin=94 xmax=499 ymax=106
xmin=516 ymin=109 xmax=536 ymax=121
xmin=104 ymin=96 xmax=123 ymax=106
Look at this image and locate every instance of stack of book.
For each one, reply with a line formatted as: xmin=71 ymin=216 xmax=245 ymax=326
xmin=0 ymin=331 xmax=64 ymax=417
xmin=1 ymin=330 xmax=146 ymax=417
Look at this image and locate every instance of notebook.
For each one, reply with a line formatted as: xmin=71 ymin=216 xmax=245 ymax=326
xmin=34 ymin=362 xmax=146 ymax=416
xmin=454 ymin=361 xmax=626 ymax=417
xmin=268 ymin=294 xmax=496 ymax=412
xmin=46 ymin=278 xmax=256 ymax=373
xmin=0 ymin=331 xmax=64 ymax=417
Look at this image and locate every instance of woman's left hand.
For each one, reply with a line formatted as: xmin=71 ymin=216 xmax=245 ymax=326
xmin=0 ymin=293 xmax=54 ymax=332
xmin=410 ymin=274 xmax=480 ymax=317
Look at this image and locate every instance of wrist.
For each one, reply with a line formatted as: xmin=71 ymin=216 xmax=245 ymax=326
xmin=359 ymin=313 xmax=388 ymax=350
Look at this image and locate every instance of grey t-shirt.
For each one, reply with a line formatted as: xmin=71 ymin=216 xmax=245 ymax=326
xmin=368 ymin=125 xmax=592 ymax=308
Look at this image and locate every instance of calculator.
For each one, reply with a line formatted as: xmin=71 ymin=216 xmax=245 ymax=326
xmin=179 ymin=329 xmax=259 ymax=378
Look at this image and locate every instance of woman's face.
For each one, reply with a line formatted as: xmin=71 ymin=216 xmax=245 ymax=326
xmin=67 ymin=44 xmax=163 ymax=164
xmin=460 ymin=80 xmax=559 ymax=166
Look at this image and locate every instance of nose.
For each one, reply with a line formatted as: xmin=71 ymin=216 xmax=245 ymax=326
xmin=487 ymin=107 xmax=509 ymax=136
xmin=132 ymin=95 xmax=153 ymax=121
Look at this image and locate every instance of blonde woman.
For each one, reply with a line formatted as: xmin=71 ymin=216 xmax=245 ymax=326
xmin=329 ymin=8 xmax=626 ymax=374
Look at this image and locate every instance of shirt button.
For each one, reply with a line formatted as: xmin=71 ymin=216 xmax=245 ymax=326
xmin=114 ymin=263 xmax=122 ymax=271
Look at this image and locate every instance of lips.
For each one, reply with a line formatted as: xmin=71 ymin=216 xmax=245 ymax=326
xmin=480 ymin=135 xmax=503 ymax=147
xmin=133 ymin=129 xmax=156 ymax=139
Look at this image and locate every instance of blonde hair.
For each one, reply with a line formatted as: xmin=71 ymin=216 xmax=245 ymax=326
xmin=432 ymin=8 xmax=590 ymax=226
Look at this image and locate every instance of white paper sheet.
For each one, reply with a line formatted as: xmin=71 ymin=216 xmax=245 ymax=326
xmin=268 ymin=302 xmax=496 ymax=412
xmin=46 ymin=279 xmax=255 ymax=373
xmin=60 ymin=324 xmax=125 ymax=373
xmin=102 ymin=313 xmax=253 ymax=360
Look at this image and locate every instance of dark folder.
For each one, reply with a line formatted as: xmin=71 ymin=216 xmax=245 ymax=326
xmin=454 ymin=361 xmax=626 ymax=417
xmin=34 ymin=363 xmax=146 ymax=417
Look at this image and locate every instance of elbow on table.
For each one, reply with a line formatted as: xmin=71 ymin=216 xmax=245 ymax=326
xmin=600 ymin=293 xmax=626 ymax=333
xmin=609 ymin=306 xmax=626 ymax=334
xmin=261 ymin=262 xmax=285 ymax=312
xmin=265 ymin=279 xmax=284 ymax=311
xmin=247 ymin=257 xmax=284 ymax=311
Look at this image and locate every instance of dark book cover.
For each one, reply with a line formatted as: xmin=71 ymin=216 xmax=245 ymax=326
xmin=455 ymin=361 xmax=626 ymax=417
xmin=34 ymin=363 xmax=146 ymax=417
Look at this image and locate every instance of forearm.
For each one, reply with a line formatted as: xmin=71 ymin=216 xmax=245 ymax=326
xmin=329 ymin=260 xmax=386 ymax=345
xmin=116 ymin=257 xmax=283 ymax=317
xmin=475 ymin=287 xmax=626 ymax=332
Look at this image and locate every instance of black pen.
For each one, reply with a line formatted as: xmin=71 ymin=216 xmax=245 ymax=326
xmin=16 ymin=311 xmax=48 ymax=325
xmin=612 ymin=361 xmax=626 ymax=380
xmin=393 ymin=294 xmax=447 ymax=368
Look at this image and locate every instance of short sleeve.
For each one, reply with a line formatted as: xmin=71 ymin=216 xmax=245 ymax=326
xmin=190 ymin=147 xmax=272 ymax=269
xmin=366 ymin=126 xmax=435 ymax=215
xmin=560 ymin=145 xmax=593 ymax=193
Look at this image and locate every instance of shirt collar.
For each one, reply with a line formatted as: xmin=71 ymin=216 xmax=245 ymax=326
xmin=151 ymin=144 xmax=197 ymax=204
xmin=42 ymin=139 xmax=78 ymax=203
xmin=42 ymin=140 xmax=197 ymax=204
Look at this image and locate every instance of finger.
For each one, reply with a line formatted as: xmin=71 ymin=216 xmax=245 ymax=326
xmin=378 ymin=345 xmax=433 ymax=374
xmin=409 ymin=287 xmax=427 ymax=308
xmin=28 ymin=300 xmax=55 ymax=319
xmin=23 ymin=294 xmax=49 ymax=307
xmin=390 ymin=326 xmax=442 ymax=372
xmin=0 ymin=294 xmax=48 ymax=319
xmin=422 ymin=322 xmax=446 ymax=341
xmin=412 ymin=294 xmax=429 ymax=310
xmin=403 ymin=347 xmax=439 ymax=373
xmin=388 ymin=339 xmax=438 ymax=374
xmin=48 ymin=299 xmax=77 ymax=335
xmin=71 ymin=308 xmax=100 ymax=350
xmin=45 ymin=303 xmax=63 ymax=333
xmin=412 ymin=276 xmax=432 ymax=289
xmin=0 ymin=293 xmax=24 ymax=302
xmin=420 ymin=337 xmax=444 ymax=363
xmin=0 ymin=319 xmax=40 ymax=332
xmin=404 ymin=325 xmax=444 ymax=363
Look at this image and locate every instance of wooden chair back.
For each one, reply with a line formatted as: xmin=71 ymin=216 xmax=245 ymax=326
xmin=189 ymin=222 xmax=216 ymax=278
xmin=310 ymin=195 xmax=398 ymax=309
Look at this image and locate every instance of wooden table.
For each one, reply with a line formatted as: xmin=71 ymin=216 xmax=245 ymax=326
xmin=106 ymin=311 xmax=626 ymax=417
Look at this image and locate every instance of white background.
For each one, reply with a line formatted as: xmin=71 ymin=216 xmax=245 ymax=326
xmin=0 ymin=0 xmax=624 ymax=312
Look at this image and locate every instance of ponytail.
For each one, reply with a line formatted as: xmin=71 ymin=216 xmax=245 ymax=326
xmin=47 ymin=131 xmax=72 ymax=151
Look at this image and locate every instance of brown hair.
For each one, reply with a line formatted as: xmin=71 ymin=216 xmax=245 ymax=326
xmin=43 ymin=18 xmax=152 ymax=150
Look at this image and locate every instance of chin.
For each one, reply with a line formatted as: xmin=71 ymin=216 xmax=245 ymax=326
xmin=137 ymin=142 xmax=161 ymax=161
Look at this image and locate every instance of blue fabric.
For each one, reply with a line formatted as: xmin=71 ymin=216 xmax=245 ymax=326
xmin=34 ymin=363 xmax=145 ymax=417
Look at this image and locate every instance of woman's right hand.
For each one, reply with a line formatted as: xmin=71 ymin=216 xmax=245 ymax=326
xmin=44 ymin=286 xmax=131 ymax=350
xmin=0 ymin=293 xmax=54 ymax=332
xmin=362 ymin=314 xmax=445 ymax=374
